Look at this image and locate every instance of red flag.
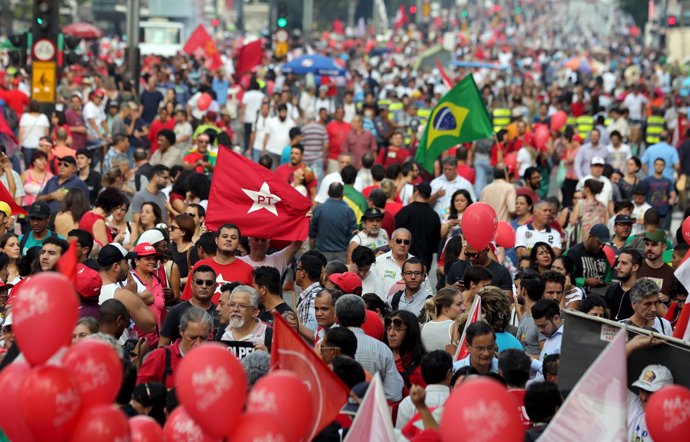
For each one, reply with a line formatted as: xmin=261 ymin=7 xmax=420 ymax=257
xmin=333 ymin=19 xmax=345 ymax=35
xmin=539 ymin=329 xmax=627 ymax=440
xmin=56 ymin=240 xmax=78 ymax=286
xmin=394 ymin=5 xmax=409 ymax=30
xmin=0 ymin=178 xmax=26 ymax=215
xmin=344 ymin=374 xmax=395 ymax=442
xmin=183 ymin=25 xmax=223 ymax=70
xmin=673 ymin=250 xmax=690 ymax=340
xmin=205 ymin=148 xmax=311 ymax=240
xmin=454 ymin=295 xmax=482 ymax=361
xmin=235 ymin=40 xmax=263 ymax=76
xmin=436 ymin=58 xmax=454 ymax=89
xmin=270 ymin=314 xmax=350 ymax=440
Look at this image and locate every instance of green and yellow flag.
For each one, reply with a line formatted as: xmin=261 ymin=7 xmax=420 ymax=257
xmin=414 ymin=75 xmax=493 ymax=172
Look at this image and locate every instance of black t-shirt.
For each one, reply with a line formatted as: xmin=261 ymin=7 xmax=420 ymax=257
xmin=567 ymin=242 xmax=609 ymax=283
xmin=160 ymin=300 xmax=219 ymax=342
xmin=394 ymin=202 xmax=441 ymax=269
xmin=605 ymin=283 xmax=635 ymax=321
xmin=258 ymin=302 xmax=295 ymax=326
xmin=81 ymin=169 xmax=102 ymax=205
xmin=445 ymin=259 xmax=513 ymax=291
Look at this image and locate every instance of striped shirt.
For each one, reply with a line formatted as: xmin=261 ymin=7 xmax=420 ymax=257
xmin=349 ymin=327 xmax=403 ymax=402
xmin=301 ymin=122 xmax=328 ymax=163
xmin=296 ymin=281 xmax=322 ymax=332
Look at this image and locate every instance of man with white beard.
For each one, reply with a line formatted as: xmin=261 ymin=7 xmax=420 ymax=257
xmin=220 ymin=285 xmax=271 ymax=351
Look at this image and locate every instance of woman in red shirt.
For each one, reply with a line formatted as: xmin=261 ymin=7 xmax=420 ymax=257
xmin=384 ymin=310 xmax=427 ymax=399
xmin=79 ymin=187 xmax=127 ymax=247
xmin=377 ymin=132 xmax=411 ymax=167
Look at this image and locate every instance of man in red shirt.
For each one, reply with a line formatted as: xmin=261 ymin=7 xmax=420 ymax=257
xmin=275 ymin=144 xmax=318 ymax=197
xmin=0 ymin=75 xmax=28 ymax=118
xmin=376 ymin=131 xmax=411 ymax=167
xmin=148 ymin=107 xmax=176 ymax=153
xmin=326 ymin=107 xmax=352 ymax=174
xmin=456 ymin=147 xmax=476 ymax=184
xmin=183 ymin=133 xmax=214 ymax=174
xmin=181 ymin=224 xmax=254 ymax=303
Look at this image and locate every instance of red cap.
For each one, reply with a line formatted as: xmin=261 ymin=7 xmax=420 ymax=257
xmin=132 ymin=242 xmax=160 ymax=257
xmin=328 ymin=272 xmax=362 ymax=294
xmin=76 ymin=264 xmax=101 ymax=298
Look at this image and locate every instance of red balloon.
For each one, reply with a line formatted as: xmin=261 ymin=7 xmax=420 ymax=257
xmin=603 ymin=245 xmax=616 ymax=268
xmin=440 ymin=378 xmax=523 ymax=442
xmin=461 ymin=202 xmax=498 ymax=251
xmin=645 ymin=385 xmax=690 ymax=442
xmin=550 ymin=111 xmax=568 ymax=132
xmin=230 ymin=412 xmax=295 ymax=442
xmin=247 ymin=370 xmax=312 ymax=441
xmin=503 ymin=152 xmax=518 ymax=176
xmin=682 ymin=216 xmax=690 ymax=245
xmin=129 ymin=416 xmax=163 ymax=442
xmin=62 ymin=340 xmax=123 ymax=408
xmin=163 ymin=407 xmax=221 ymax=442
xmin=494 ymin=221 xmax=516 ymax=249
xmin=12 ymin=272 xmax=79 ymax=366
xmin=197 ymin=93 xmax=212 ymax=111
xmin=71 ymin=405 xmax=130 ymax=442
xmin=533 ymin=125 xmax=550 ymax=151
xmin=176 ymin=344 xmax=247 ymax=437
xmin=19 ymin=365 xmax=82 ymax=442
xmin=0 ymin=361 xmax=34 ymax=442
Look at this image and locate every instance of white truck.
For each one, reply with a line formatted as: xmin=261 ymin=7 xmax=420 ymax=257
xmin=139 ymin=19 xmax=185 ymax=56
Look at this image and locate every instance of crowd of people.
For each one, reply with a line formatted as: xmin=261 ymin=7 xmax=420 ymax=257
xmin=1 ymin=0 xmax=690 ymax=440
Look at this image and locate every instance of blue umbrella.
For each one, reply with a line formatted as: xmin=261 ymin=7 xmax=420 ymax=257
xmin=282 ymin=54 xmax=347 ymax=76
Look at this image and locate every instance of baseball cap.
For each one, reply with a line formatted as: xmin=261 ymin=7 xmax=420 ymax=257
xmin=138 ymin=229 xmax=165 ymax=245
xmin=589 ymin=224 xmax=611 ymax=244
xmin=328 ymin=272 xmax=362 ymax=294
xmin=590 ymin=156 xmax=606 ymax=166
xmin=76 ymin=264 xmax=101 ymax=299
xmin=415 ymin=182 xmax=432 ymax=199
xmin=28 ymin=201 xmax=51 ymax=219
xmin=614 ymin=214 xmax=634 ymax=224
xmin=132 ymin=242 xmax=160 ymax=258
xmin=632 ymin=364 xmax=674 ymax=393
xmin=342 ymin=381 xmax=369 ymax=415
xmin=59 ymin=155 xmax=77 ymax=166
xmin=644 ymin=228 xmax=665 ymax=244
xmin=361 ymin=208 xmax=384 ymax=221
xmin=0 ymin=201 xmax=11 ymax=218
xmin=98 ymin=244 xmax=130 ymax=267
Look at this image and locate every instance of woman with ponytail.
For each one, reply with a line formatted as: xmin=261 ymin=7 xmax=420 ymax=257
xmin=420 ymin=287 xmax=463 ymax=353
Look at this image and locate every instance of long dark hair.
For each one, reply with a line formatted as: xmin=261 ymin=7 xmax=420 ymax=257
xmin=384 ymin=310 xmax=426 ymax=389
xmin=530 ymin=241 xmax=555 ymax=272
xmin=449 ymin=189 xmax=473 ymax=217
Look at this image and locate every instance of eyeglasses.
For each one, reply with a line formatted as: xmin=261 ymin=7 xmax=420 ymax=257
xmin=471 ymin=344 xmax=497 ymax=354
xmin=385 ymin=317 xmax=407 ymax=331
xmin=169 ymin=225 xmax=179 ymax=231
xmin=194 ymin=279 xmax=215 ymax=287
xmin=394 ymin=238 xmax=411 ymax=245
xmin=228 ymin=303 xmax=254 ymax=310
xmin=58 ymin=161 xmax=72 ymax=167
xmin=403 ymin=271 xmax=423 ymax=277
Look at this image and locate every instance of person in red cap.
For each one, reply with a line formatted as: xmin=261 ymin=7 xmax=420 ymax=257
xmin=326 ymin=272 xmax=384 ymax=341
xmin=130 ymin=242 xmax=167 ymax=348
xmin=76 ymin=263 xmax=102 ymax=319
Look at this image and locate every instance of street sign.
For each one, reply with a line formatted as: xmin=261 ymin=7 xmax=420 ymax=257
xmin=275 ymin=28 xmax=289 ymax=43
xmin=32 ymin=38 xmax=56 ymax=61
xmin=31 ymin=60 xmax=56 ymax=103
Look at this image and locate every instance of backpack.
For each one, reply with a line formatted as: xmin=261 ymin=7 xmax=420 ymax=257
xmin=390 ymin=290 xmax=431 ymax=323
xmin=135 ymin=163 xmax=154 ymax=191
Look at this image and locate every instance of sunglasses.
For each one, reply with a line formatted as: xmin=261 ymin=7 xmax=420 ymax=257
xmin=58 ymin=161 xmax=73 ymax=167
xmin=169 ymin=225 xmax=179 ymax=231
xmin=194 ymin=279 xmax=215 ymax=287
xmin=394 ymin=238 xmax=411 ymax=245
xmin=385 ymin=317 xmax=407 ymax=331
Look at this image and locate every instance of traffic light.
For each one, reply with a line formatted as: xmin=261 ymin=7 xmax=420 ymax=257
xmin=668 ymin=15 xmax=678 ymax=27
xmin=409 ymin=5 xmax=417 ymax=14
xmin=492 ymin=4 xmax=501 ymax=13
xmin=62 ymin=34 xmax=81 ymax=66
xmin=211 ymin=18 xmax=220 ymax=28
xmin=277 ymin=0 xmax=288 ymax=28
xmin=460 ymin=10 xmax=469 ymax=18
xmin=33 ymin=0 xmax=59 ymax=39
xmin=8 ymin=33 xmax=28 ymax=67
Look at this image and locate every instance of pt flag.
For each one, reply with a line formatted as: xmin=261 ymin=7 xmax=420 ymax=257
xmin=344 ymin=374 xmax=395 ymax=442
xmin=539 ymin=329 xmax=628 ymax=441
xmin=235 ymin=40 xmax=263 ymax=76
xmin=414 ymin=74 xmax=493 ymax=172
xmin=454 ymin=295 xmax=482 ymax=361
xmin=205 ymin=148 xmax=312 ymax=240
xmin=183 ymin=25 xmax=223 ymax=70
xmin=270 ymin=314 xmax=350 ymax=441
xmin=0 ymin=180 xmax=26 ymax=215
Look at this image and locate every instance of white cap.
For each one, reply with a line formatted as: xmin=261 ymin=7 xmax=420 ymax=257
xmin=138 ymin=229 xmax=165 ymax=245
xmin=591 ymin=156 xmax=606 ymax=166
xmin=632 ymin=364 xmax=674 ymax=393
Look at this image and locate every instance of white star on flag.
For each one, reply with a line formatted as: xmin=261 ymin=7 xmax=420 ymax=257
xmin=242 ymin=182 xmax=282 ymax=216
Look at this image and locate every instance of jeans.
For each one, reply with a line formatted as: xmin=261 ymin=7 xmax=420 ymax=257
xmin=474 ymin=156 xmax=493 ymax=197
xmin=243 ymin=123 xmax=253 ymax=151
xmin=308 ymin=159 xmax=324 ymax=182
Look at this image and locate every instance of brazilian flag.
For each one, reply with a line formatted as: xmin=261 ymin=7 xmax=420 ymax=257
xmin=414 ymin=75 xmax=493 ymax=172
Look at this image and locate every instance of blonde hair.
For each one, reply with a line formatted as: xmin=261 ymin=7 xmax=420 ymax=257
xmin=477 ymin=285 xmax=512 ymax=333
xmin=425 ymin=287 xmax=461 ymax=319
xmin=380 ymin=179 xmax=397 ymax=200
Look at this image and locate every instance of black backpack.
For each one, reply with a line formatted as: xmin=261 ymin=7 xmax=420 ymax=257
xmin=390 ymin=290 xmax=431 ymax=323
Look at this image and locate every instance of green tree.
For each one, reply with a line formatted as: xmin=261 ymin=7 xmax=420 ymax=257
xmin=619 ymin=0 xmax=648 ymax=28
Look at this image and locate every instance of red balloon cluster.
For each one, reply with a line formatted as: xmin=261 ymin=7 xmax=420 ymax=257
xmin=440 ymin=378 xmax=523 ymax=442
xmin=461 ymin=202 xmax=498 ymax=251
xmin=645 ymin=385 xmax=690 ymax=442
xmin=550 ymin=110 xmax=568 ymax=132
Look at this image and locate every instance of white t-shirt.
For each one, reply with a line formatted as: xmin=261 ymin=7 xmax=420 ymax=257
xmin=315 ymin=171 xmax=343 ymax=204
xmin=242 ymin=90 xmax=265 ymax=124
xmin=350 ymin=230 xmax=389 ymax=251
xmin=627 ymin=391 xmax=651 ymax=442
xmin=516 ymin=146 xmax=535 ymax=177
xmin=83 ymin=101 xmax=105 ymax=140
xmin=19 ymin=113 xmax=50 ymax=148
xmin=623 ymin=93 xmax=648 ymax=121
xmin=239 ymin=247 xmax=290 ymax=276
xmin=576 ymin=175 xmax=614 ymax=207
xmin=252 ymin=114 xmax=271 ymax=151
xmin=631 ymin=203 xmax=652 ymax=236
xmin=515 ymin=223 xmax=563 ymax=252
xmin=265 ymin=117 xmax=295 ymax=155
xmin=606 ymin=144 xmax=632 ymax=171
xmin=361 ymin=270 xmax=387 ymax=301
xmin=430 ymin=174 xmax=477 ymax=218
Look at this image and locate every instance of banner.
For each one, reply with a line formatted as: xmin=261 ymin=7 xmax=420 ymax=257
xmin=218 ymin=340 xmax=256 ymax=360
